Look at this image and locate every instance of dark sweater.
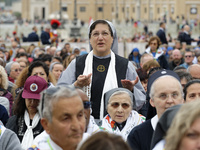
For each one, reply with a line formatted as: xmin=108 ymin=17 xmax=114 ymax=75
xmin=127 ymin=120 xmax=154 ymax=150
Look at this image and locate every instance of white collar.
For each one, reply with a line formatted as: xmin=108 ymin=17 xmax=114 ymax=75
xmin=151 ymin=115 xmax=158 ymax=130
xmin=159 ymin=27 xmax=164 ymax=31
xmin=184 ymin=31 xmax=189 ymax=34
xmin=49 ymin=136 xmax=63 ymax=150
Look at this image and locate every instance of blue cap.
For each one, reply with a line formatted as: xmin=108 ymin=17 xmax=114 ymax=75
xmin=147 ymin=70 xmax=180 ymax=95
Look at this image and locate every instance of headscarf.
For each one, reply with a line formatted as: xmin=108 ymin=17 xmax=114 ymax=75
xmin=88 ymin=20 xmax=118 ymax=54
xmin=104 ymin=87 xmax=135 ymax=116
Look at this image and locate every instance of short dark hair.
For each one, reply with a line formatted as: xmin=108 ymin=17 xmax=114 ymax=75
xmin=175 ymin=71 xmax=192 ymax=82
xmin=15 ymin=52 xmax=28 ymax=58
xmin=28 ymin=61 xmax=49 ymax=77
xmin=52 ymin=56 xmax=62 ymax=63
xmin=136 ymin=68 xmax=148 ymax=81
xmin=89 ymin=20 xmax=113 ymax=39
xmin=160 ymin=22 xmax=165 ymax=27
xmin=183 ymin=79 xmax=200 ymax=100
xmin=39 ymin=54 xmax=52 ymax=63
xmin=173 ymin=66 xmax=187 ymax=72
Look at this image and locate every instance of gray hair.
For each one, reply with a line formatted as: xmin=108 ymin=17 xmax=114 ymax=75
xmin=108 ymin=91 xmax=133 ymax=108
xmin=38 ymin=86 xmax=80 ymax=122
xmin=150 ymin=75 xmax=184 ymax=99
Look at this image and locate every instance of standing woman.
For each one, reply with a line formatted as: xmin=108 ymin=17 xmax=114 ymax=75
xmin=57 ymin=20 xmax=145 ymax=119
xmin=6 ymin=76 xmax=48 ymax=149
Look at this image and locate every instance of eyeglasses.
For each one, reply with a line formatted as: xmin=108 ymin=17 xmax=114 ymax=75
xmin=83 ymin=101 xmax=91 ymax=109
xmin=185 ymin=55 xmax=192 ymax=58
xmin=12 ymin=68 xmax=22 ymax=72
xmin=91 ymin=31 xmax=110 ymax=37
xmin=110 ymin=102 xmax=130 ymax=109
xmin=155 ymin=92 xmax=180 ymax=101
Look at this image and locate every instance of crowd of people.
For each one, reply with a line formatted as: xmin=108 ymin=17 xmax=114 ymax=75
xmin=0 ymin=19 xmax=200 ymax=150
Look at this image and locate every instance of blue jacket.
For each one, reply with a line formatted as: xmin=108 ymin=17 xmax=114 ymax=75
xmin=40 ymin=31 xmax=51 ymax=45
xmin=27 ymin=32 xmax=39 ymax=42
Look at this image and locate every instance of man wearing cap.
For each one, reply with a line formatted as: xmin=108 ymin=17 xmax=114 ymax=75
xmin=6 ymin=76 xmax=48 ymax=150
xmin=127 ymin=70 xmax=184 ymax=150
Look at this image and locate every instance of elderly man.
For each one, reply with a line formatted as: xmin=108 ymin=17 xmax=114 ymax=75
xmin=168 ymin=49 xmax=184 ymax=70
xmin=179 ymin=50 xmax=194 ymax=69
xmin=127 ymin=70 xmax=184 ymax=150
xmin=180 ymin=25 xmax=196 ymax=45
xmin=187 ymin=64 xmax=200 ymax=79
xmin=30 ymin=86 xmax=86 ymax=150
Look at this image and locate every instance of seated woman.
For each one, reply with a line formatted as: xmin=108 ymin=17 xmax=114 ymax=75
xmin=128 ymin=48 xmax=141 ymax=68
xmin=14 ymin=61 xmax=56 ymax=99
xmin=6 ymin=76 xmax=48 ymax=149
xmin=101 ymin=88 xmax=145 ymax=141
xmin=49 ymin=62 xmax=64 ymax=84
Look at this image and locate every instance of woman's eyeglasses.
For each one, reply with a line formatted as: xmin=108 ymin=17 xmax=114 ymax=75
xmin=110 ymin=102 xmax=130 ymax=109
xmin=12 ymin=68 xmax=22 ymax=72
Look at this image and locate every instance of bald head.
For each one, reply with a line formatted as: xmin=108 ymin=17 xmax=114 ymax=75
xmin=140 ymin=53 xmax=154 ymax=68
xmin=184 ymin=25 xmax=190 ymax=32
xmin=172 ymin=49 xmax=182 ymax=61
xmin=187 ymin=64 xmax=200 ymax=79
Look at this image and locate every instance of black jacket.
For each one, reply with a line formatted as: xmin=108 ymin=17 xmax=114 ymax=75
xmin=40 ymin=31 xmax=51 ymax=45
xmin=156 ymin=29 xmax=168 ymax=44
xmin=27 ymin=32 xmax=39 ymax=42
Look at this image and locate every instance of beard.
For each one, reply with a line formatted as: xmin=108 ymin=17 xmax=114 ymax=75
xmin=173 ymin=59 xmax=181 ymax=64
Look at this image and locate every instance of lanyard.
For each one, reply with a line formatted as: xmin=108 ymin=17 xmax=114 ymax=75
xmin=47 ymin=138 xmax=54 ymax=150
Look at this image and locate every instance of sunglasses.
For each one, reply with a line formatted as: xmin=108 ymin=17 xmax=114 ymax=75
xmin=110 ymin=102 xmax=130 ymax=109
xmin=83 ymin=101 xmax=91 ymax=109
xmin=185 ymin=55 xmax=192 ymax=58
xmin=12 ymin=68 xmax=22 ymax=72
